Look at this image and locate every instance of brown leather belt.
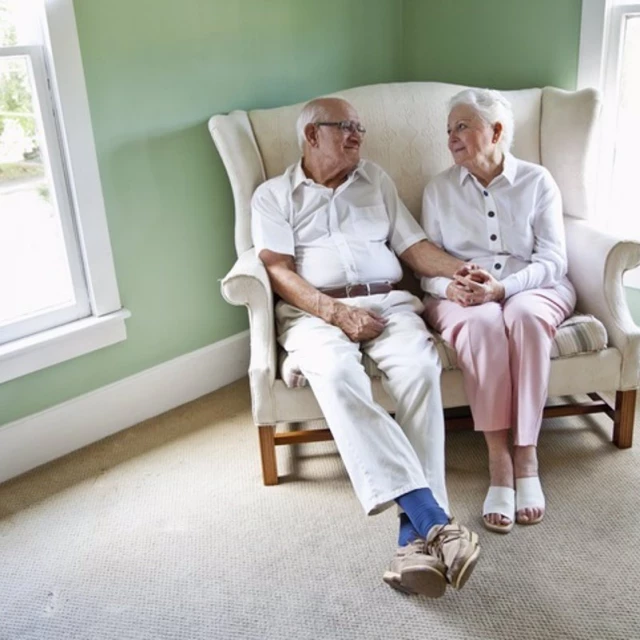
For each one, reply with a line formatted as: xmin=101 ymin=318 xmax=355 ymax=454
xmin=321 ymin=282 xmax=394 ymax=298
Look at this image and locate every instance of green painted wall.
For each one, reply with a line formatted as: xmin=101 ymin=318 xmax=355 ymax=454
xmin=403 ymin=0 xmax=582 ymax=89
xmin=0 ymin=0 xmax=403 ymax=424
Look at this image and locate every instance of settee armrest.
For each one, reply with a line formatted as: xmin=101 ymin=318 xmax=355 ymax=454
xmin=565 ymin=218 xmax=640 ymax=389
xmin=221 ymin=249 xmax=277 ymax=422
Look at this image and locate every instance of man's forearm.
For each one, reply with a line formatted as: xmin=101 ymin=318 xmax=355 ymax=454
xmin=266 ymin=263 xmax=339 ymax=324
xmin=399 ymin=240 xmax=464 ymax=278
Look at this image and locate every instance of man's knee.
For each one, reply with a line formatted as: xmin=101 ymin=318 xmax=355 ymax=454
xmin=392 ymin=352 xmax=442 ymax=387
xmin=301 ymin=349 xmax=364 ymax=383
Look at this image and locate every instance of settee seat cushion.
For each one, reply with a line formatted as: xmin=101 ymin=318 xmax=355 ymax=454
xmin=279 ymin=313 xmax=608 ymax=388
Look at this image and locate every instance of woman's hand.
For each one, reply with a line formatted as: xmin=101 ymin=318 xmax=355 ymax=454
xmin=446 ymin=265 xmax=505 ymax=305
xmin=454 ymin=263 xmax=485 ymax=280
xmin=446 ymin=281 xmax=474 ymax=306
xmin=454 ymin=266 xmax=505 ymax=304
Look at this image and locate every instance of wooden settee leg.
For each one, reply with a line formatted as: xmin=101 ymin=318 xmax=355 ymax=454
xmin=613 ymin=390 xmax=637 ymax=449
xmin=259 ymin=425 xmax=278 ymax=485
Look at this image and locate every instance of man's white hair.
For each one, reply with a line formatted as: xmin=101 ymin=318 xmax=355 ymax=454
xmin=448 ymin=88 xmax=514 ymax=153
xmin=295 ymin=98 xmax=343 ymax=150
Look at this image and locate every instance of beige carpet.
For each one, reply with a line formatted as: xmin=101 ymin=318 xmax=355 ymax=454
xmin=1 ymin=379 xmax=640 ymax=640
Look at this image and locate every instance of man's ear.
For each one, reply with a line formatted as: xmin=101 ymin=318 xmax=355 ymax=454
xmin=492 ymin=122 xmax=503 ymax=144
xmin=305 ymin=123 xmax=318 ymax=147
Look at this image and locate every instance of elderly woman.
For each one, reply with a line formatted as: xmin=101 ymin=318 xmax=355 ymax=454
xmin=420 ymin=88 xmax=576 ymax=533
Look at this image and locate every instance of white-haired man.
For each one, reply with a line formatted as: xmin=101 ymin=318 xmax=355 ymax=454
xmin=251 ymin=96 xmax=481 ymax=597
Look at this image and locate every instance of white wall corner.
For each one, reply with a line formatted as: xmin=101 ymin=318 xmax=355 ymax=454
xmin=0 ymin=330 xmax=250 ymax=484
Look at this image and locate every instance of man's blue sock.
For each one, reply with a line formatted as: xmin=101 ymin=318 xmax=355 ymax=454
xmin=398 ymin=513 xmax=420 ymax=546
xmin=396 ymin=488 xmax=449 ymax=542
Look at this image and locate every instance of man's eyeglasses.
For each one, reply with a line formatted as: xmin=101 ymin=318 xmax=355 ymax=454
xmin=315 ymin=120 xmax=367 ymax=135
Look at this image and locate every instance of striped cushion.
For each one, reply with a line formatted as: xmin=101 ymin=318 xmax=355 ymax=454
xmin=279 ymin=313 xmax=608 ymax=388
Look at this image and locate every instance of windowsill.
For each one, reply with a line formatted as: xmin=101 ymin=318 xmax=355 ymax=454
xmin=0 ymin=309 xmax=131 ymax=384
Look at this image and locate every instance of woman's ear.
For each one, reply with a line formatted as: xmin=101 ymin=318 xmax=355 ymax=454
xmin=492 ymin=122 xmax=503 ymax=144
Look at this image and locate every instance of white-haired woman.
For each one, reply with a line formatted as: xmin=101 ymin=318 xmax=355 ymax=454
xmin=420 ymin=89 xmax=576 ymax=533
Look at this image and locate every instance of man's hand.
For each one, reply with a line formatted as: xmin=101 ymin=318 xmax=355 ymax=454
xmin=454 ymin=263 xmax=489 ymax=282
xmin=451 ymin=265 xmax=505 ymax=305
xmin=331 ymin=303 xmax=387 ymax=342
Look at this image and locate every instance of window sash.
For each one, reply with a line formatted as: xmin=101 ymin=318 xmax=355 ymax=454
xmin=0 ymin=43 xmax=90 ymax=344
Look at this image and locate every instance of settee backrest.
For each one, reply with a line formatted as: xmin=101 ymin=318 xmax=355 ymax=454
xmin=209 ymin=82 xmax=600 ymax=257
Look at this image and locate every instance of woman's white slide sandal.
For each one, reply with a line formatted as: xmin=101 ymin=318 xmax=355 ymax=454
xmin=515 ymin=477 xmax=545 ymax=525
xmin=482 ymin=486 xmax=515 ymax=534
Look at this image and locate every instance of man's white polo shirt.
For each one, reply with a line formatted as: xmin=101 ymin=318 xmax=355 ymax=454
xmin=251 ymin=160 xmax=426 ymax=290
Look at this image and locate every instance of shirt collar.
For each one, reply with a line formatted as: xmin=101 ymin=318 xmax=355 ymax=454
xmin=457 ymin=151 xmax=517 ymax=187
xmin=501 ymin=152 xmax=517 ymax=185
xmin=291 ymin=159 xmax=371 ymax=191
xmin=458 ymin=164 xmax=472 ymax=186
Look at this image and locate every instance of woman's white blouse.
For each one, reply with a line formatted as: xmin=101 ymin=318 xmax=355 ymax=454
xmin=420 ymin=153 xmax=569 ymax=299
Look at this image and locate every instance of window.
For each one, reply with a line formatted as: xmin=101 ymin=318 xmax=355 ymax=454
xmin=578 ymin=0 xmax=640 ymax=286
xmin=1 ymin=0 xmax=90 ymax=342
xmin=0 ymin=0 xmax=128 ymax=384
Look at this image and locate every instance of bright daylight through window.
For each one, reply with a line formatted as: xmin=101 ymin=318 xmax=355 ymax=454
xmin=0 ymin=0 xmax=89 ymax=343
xmin=0 ymin=0 xmax=126 ymax=385
xmin=579 ymin=1 xmax=640 ymax=286
xmin=609 ymin=14 xmax=640 ymax=239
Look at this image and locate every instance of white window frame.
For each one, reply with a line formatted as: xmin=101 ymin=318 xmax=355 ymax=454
xmin=0 ymin=0 xmax=129 ymax=384
xmin=0 ymin=44 xmax=91 ymax=343
xmin=578 ymin=0 xmax=640 ymax=288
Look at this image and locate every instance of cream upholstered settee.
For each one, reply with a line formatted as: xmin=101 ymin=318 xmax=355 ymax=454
xmin=210 ymin=82 xmax=640 ymax=485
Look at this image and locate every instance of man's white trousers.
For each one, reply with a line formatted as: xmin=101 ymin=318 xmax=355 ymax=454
xmin=276 ymin=290 xmax=449 ymax=516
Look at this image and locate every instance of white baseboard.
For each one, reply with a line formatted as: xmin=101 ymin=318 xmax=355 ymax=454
xmin=0 ymin=330 xmax=250 ymax=484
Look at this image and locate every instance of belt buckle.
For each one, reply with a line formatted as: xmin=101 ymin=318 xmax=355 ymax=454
xmin=345 ymin=283 xmax=355 ymax=297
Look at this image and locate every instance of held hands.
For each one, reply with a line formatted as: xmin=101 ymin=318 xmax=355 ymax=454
xmin=331 ymin=303 xmax=387 ymax=342
xmin=446 ymin=264 xmax=505 ymax=307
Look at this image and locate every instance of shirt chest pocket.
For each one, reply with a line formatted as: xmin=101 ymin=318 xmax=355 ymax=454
xmin=347 ymin=205 xmax=390 ymax=242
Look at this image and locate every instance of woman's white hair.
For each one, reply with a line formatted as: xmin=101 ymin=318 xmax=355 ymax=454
xmin=448 ymin=88 xmax=514 ymax=152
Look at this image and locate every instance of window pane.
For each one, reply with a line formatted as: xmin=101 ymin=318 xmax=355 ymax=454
xmin=0 ymin=0 xmax=35 ymax=47
xmin=610 ymin=14 xmax=640 ymax=238
xmin=0 ymin=54 xmax=75 ymax=326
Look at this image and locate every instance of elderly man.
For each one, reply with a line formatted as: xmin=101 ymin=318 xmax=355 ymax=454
xmin=251 ymin=97 xmax=480 ymax=598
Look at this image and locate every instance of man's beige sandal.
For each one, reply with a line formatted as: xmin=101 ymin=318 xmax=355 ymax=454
xmin=482 ymin=486 xmax=515 ymax=534
xmin=383 ymin=539 xmax=447 ymax=598
xmin=425 ymin=522 xmax=481 ymax=591
xmin=516 ymin=477 xmax=545 ymax=525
